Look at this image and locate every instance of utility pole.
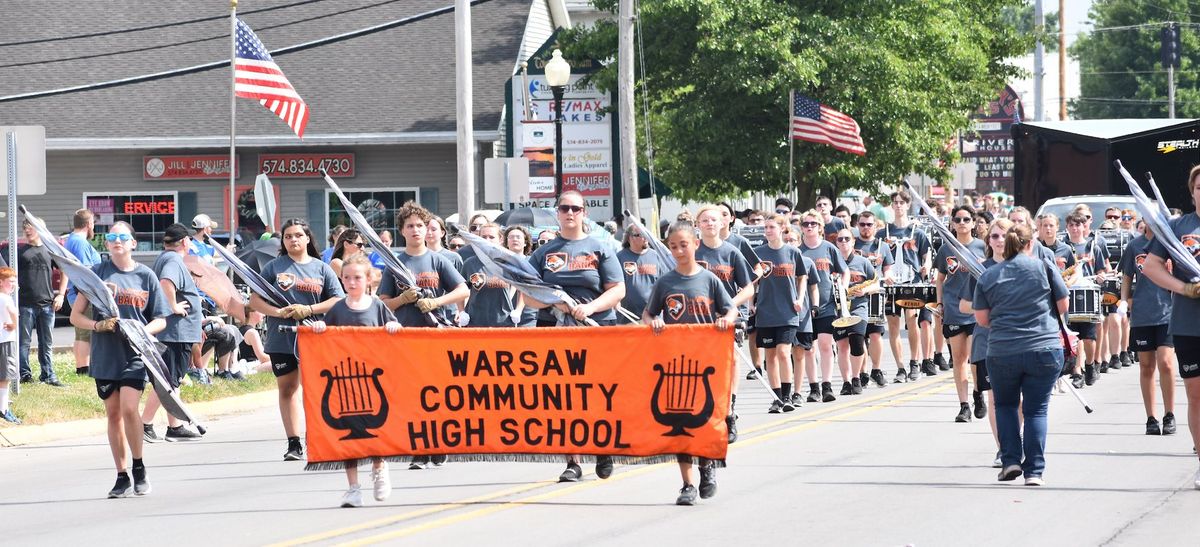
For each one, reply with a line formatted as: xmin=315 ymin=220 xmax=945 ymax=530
xmin=618 ymin=0 xmax=640 ymax=221
xmin=1058 ymin=0 xmax=1066 ymax=120
xmin=1034 ymin=0 xmax=1044 ymax=121
xmin=455 ymin=0 xmax=475 ymax=222
xmin=1161 ymin=22 xmax=1180 ymax=118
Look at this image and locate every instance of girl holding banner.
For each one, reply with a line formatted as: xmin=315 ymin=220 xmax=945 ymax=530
xmin=644 ymin=221 xmax=738 ymax=506
xmin=249 ymin=218 xmax=345 ymax=462
xmin=69 ymin=221 xmax=169 ymax=498
xmin=460 ymin=224 xmax=524 ymax=327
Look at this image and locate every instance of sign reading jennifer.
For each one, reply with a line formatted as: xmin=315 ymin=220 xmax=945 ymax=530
xmin=960 ymin=85 xmax=1023 ymax=193
xmin=143 ymin=155 xmax=238 ymax=180
xmin=297 ymin=325 xmax=732 ymax=468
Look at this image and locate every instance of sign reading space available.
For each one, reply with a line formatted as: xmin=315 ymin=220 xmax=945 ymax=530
xmin=143 ymin=155 xmax=238 ymax=180
xmin=258 ymin=153 xmax=355 ymax=178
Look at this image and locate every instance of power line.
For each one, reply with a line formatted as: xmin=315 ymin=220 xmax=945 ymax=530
xmin=0 ymin=0 xmax=332 ymax=48
xmin=1073 ymin=96 xmax=1200 ymax=104
xmin=0 ymin=0 xmax=495 ymax=104
xmin=1080 ymin=69 xmax=1200 ymax=75
xmin=0 ymin=0 xmax=410 ymax=70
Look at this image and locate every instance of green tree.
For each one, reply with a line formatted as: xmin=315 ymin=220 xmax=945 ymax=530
xmin=1001 ymin=3 xmax=1059 ymax=52
xmin=1071 ymin=0 xmax=1196 ymax=119
xmin=565 ymin=0 xmax=1029 ymax=202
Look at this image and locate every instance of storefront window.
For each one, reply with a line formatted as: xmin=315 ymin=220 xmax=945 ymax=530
xmin=326 ymin=188 xmax=419 ymax=243
xmin=83 ymin=193 xmax=178 ymax=253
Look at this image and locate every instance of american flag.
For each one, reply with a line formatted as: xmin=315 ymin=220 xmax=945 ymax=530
xmin=791 ymin=92 xmax=865 ymax=156
xmin=234 ymin=18 xmax=309 ymax=139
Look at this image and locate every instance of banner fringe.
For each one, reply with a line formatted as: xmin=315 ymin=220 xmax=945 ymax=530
xmin=304 ymin=453 xmax=726 ymax=470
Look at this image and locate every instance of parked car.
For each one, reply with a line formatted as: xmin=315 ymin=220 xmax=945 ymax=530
xmin=1035 ymin=195 xmax=1139 ymax=232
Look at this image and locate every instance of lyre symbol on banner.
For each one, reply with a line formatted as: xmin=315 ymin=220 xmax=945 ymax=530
xmin=320 ymin=358 xmax=389 ymax=440
xmin=650 ymin=356 xmax=715 ymax=437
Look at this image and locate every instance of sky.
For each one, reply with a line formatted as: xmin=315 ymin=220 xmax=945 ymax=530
xmin=1010 ymin=0 xmax=1096 ymax=121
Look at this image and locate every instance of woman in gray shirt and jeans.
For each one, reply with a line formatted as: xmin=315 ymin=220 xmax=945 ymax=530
xmin=972 ymin=224 xmax=1069 ymax=486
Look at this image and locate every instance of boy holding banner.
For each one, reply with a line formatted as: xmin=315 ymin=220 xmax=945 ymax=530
xmin=645 ymin=221 xmax=738 ymax=505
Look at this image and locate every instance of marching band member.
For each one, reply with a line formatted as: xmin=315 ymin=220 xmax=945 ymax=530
xmin=798 ymin=210 xmax=849 ymax=403
xmin=503 ymin=225 xmax=538 ymax=327
xmin=525 ymin=191 xmax=626 ymax=483
xmin=973 ymin=223 xmax=1069 ymax=487
xmin=834 ymin=228 xmax=874 ymax=395
xmin=71 ymin=221 xmax=169 ymax=497
xmin=1036 ymin=213 xmax=1080 ymax=388
xmin=815 ymin=195 xmax=847 ymax=242
xmin=854 ymin=212 xmax=894 ymax=388
xmin=644 ymin=221 xmax=737 ymax=506
xmin=251 ymin=218 xmax=344 ymax=462
xmin=885 ymin=190 xmax=934 ymax=382
xmin=617 ymin=221 xmax=672 ymax=325
xmin=460 ymin=224 xmax=524 ymax=327
xmin=1063 ymin=211 xmax=1109 ymax=387
xmin=753 ymin=214 xmax=810 ymax=411
xmin=1118 ymin=220 xmax=1176 ymax=436
xmin=1139 ymin=165 xmax=1200 ymax=489
xmin=934 ymin=206 xmax=987 ymax=422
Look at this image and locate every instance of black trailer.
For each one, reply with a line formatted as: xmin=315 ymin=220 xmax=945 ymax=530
xmin=1012 ymin=119 xmax=1199 ymax=212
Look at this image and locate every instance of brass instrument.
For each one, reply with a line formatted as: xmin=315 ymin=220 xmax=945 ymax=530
xmin=832 ymin=276 xmax=871 ymax=329
xmin=1061 ymin=263 xmax=1077 ymax=281
xmin=924 ymin=301 xmax=943 ymax=318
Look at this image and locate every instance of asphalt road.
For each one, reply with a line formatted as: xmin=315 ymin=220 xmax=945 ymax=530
xmin=3 ymin=351 xmax=1198 ymax=547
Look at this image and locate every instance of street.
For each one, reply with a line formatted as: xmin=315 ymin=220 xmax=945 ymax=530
xmin=2 ymin=352 xmax=1198 ymax=547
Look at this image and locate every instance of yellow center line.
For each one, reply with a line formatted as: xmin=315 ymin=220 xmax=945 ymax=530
xmin=330 ymin=381 xmax=954 ymax=546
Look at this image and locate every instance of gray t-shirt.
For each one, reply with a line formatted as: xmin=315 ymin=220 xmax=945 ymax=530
xmin=966 ymin=258 xmax=999 ymax=363
xmin=88 ymin=261 xmax=169 ymax=380
xmin=261 ymin=255 xmax=344 ymax=355
xmin=528 ymin=236 xmax=624 ymax=324
xmin=152 ymin=251 xmax=202 ymax=343
xmin=646 ymin=269 xmax=734 ymax=325
xmin=617 ymin=248 xmax=673 ymax=321
xmin=1148 ymin=213 xmax=1200 ymax=337
xmin=934 ymin=238 xmax=986 ymax=325
xmin=694 ymin=240 xmax=753 ymax=317
xmin=842 ymin=253 xmax=876 ymax=319
xmin=753 ymin=244 xmax=808 ymax=328
xmin=1065 ymin=236 xmax=1108 ymax=277
xmin=1118 ymin=235 xmax=1172 ymax=328
xmin=854 ymin=237 xmax=894 ymax=271
xmin=800 ymin=239 xmax=848 ymax=318
xmin=796 ymin=256 xmax=819 ymax=333
xmin=883 ymin=222 xmax=931 ymax=280
xmin=725 ymin=232 xmax=763 ymax=269
xmin=973 ymin=254 xmax=1067 ymax=357
xmin=323 ymin=297 xmax=396 ymax=328
xmin=379 ymin=250 xmax=466 ymax=328
xmin=1040 ymin=238 xmax=1077 ymax=272
xmin=461 ymin=255 xmax=519 ymax=327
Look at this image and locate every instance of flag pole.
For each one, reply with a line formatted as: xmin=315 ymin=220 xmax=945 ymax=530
xmin=787 ymin=90 xmax=796 ymax=206
xmin=229 ymin=0 xmax=238 ymax=242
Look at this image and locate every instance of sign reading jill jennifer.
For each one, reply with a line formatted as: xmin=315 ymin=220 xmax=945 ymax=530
xmin=296 ymin=325 xmax=732 ymax=468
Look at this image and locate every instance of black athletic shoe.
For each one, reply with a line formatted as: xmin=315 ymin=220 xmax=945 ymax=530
xmin=1070 ymin=373 xmax=1085 ymax=389
xmin=132 ymin=467 xmax=151 ymax=496
xmin=409 ymin=456 xmax=429 ymax=469
xmin=1163 ymin=412 xmax=1177 ymax=435
xmin=955 ymin=404 xmax=971 ymax=423
xmin=75 ymin=366 xmax=89 ymax=375
xmin=894 ymin=368 xmax=908 ymax=384
xmin=858 ymin=372 xmax=870 ymax=389
xmin=850 ymin=378 xmax=863 ymax=395
xmin=1108 ymin=355 xmax=1121 ymax=371
xmin=790 ymin=392 xmax=804 ymax=408
xmin=840 ymin=381 xmax=853 ymax=396
xmin=806 ymin=385 xmax=820 ymax=403
xmin=431 ymin=454 xmax=447 ymax=467
xmin=143 ymin=424 xmax=162 ymax=443
xmin=595 ymin=455 xmax=614 ymax=479
xmin=821 ymin=382 xmax=836 ymax=403
xmin=559 ymin=463 xmax=582 ymax=482
xmin=1120 ymin=352 xmax=1133 ymax=368
xmin=726 ymin=414 xmax=738 ymax=444
xmin=19 ymin=374 xmax=33 ymax=383
xmin=746 ymin=368 xmax=761 ymax=380
xmin=934 ymin=353 xmax=949 ymax=371
xmin=1084 ymin=364 xmax=1097 ymax=386
xmin=107 ymin=474 xmax=133 ymax=499
xmin=698 ymin=464 xmax=717 ymax=499
xmin=1098 ymin=360 xmax=1109 ymax=374
xmin=871 ymin=369 xmax=887 ymax=388
xmin=1146 ymin=416 xmax=1162 ymax=435
xmin=921 ymin=359 xmax=937 ymax=376
xmin=283 ymin=439 xmax=304 ymax=461
xmin=676 ymin=484 xmax=698 ymax=506
xmin=907 ymin=361 xmax=919 ymax=381
xmin=42 ymin=378 xmax=65 ymax=387
xmin=781 ymin=398 xmax=795 ymax=412
xmin=972 ymin=390 xmax=987 ymax=419
xmin=768 ymin=400 xmax=783 ymax=414
xmin=165 ymin=424 xmax=202 ymax=442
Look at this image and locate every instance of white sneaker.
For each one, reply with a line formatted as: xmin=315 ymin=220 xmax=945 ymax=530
xmin=1025 ymin=476 xmax=1044 ymax=486
xmin=1054 ymin=378 xmax=1066 ymax=394
xmin=1193 ymin=466 xmax=1200 ymax=490
xmin=992 ymin=452 xmax=1002 ymax=468
xmin=341 ymin=485 xmax=363 ymax=508
xmin=372 ymin=464 xmax=391 ymax=501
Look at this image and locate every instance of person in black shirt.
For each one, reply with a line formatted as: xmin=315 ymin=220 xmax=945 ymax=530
xmin=17 ymin=220 xmax=67 ymax=385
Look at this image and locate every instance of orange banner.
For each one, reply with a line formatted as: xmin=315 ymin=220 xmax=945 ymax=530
xmin=297 ymin=325 xmax=732 ymax=468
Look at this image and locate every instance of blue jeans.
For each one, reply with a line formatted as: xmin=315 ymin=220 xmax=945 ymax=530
xmin=988 ymin=347 xmax=1063 ymax=478
xmin=19 ymin=305 xmax=56 ymax=381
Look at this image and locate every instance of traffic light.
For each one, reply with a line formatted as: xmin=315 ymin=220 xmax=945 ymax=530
xmin=1161 ymin=23 xmax=1181 ymax=69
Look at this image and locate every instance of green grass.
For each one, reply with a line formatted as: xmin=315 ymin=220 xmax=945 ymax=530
xmin=3 ymin=354 xmax=275 ymax=426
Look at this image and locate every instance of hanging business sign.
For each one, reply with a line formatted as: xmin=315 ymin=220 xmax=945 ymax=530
xmin=143 ymin=155 xmax=238 ymax=180
xmin=960 ymin=85 xmax=1023 ymax=193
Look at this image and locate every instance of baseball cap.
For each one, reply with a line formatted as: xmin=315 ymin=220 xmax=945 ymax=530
xmin=192 ymin=214 xmax=218 ymax=231
xmin=162 ymin=223 xmax=191 ymax=244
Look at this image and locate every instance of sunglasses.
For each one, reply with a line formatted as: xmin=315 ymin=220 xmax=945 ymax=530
xmin=1105 ymin=215 xmax=1119 ymax=220
xmin=105 ymin=233 xmax=133 ymax=243
xmin=951 ymin=217 xmax=973 ymax=223
xmin=836 ymin=236 xmax=853 ymax=242
xmin=1122 ymin=215 xmax=1133 ymax=220
xmin=629 ymin=232 xmax=645 ymax=238
xmin=345 ymin=241 xmax=365 ymax=247
xmin=801 ymin=221 xmax=820 ymax=228
xmin=857 ymin=223 xmax=874 ymax=228
xmin=557 ymin=205 xmax=584 ymax=214
xmin=988 ymin=233 xmax=1005 ymax=240
xmin=448 ymin=243 xmax=464 ymax=250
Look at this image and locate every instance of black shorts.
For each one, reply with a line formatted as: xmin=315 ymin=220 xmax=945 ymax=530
xmin=746 ymin=313 xmax=757 ymax=334
xmin=95 ymin=378 xmax=145 ymax=400
xmin=536 ymin=317 xmax=617 ymax=327
xmin=268 ymin=352 xmax=300 ymax=378
xmin=756 ymin=326 xmax=796 ymax=349
xmin=1130 ymin=324 xmax=1173 ymax=352
xmin=865 ymin=322 xmax=885 ymax=336
xmin=1175 ymin=335 xmax=1200 ymax=379
xmin=813 ymin=315 xmax=836 ymax=336
xmin=972 ymin=360 xmax=991 ymax=391
xmin=942 ymin=323 xmax=975 ymax=339
xmin=833 ymin=319 xmax=867 ymax=341
xmin=202 ymin=328 xmax=237 ymax=357
xmin=1068 ymin=321 xmax=1097 ymax=341
xmin=161 ymin=341 xmax=194 ymax=388
xmin=793 ymin=331 xmax=814 ymax=350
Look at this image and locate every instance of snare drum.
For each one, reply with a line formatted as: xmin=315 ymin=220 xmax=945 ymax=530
xmin=867 ymin=292 xmax=886 ymax=325
xmin=1067 ymin=286 xmax=1101 ymax=324
xmin=886 ymin=283 xmax=937 ymax=313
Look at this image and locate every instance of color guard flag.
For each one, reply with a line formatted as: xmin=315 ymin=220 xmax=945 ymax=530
xmin=234 ymin=18 xmax=309 ymax=138
xmin=790 ymin=92 xmax=866 ymax=156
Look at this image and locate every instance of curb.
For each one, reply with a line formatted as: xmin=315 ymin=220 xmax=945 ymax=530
xmin=0 ymin=389 xmax=276 ymax=448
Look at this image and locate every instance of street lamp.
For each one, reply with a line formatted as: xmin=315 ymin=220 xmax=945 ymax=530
xmin=544 ymin=48 xmax=571 ymax=197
